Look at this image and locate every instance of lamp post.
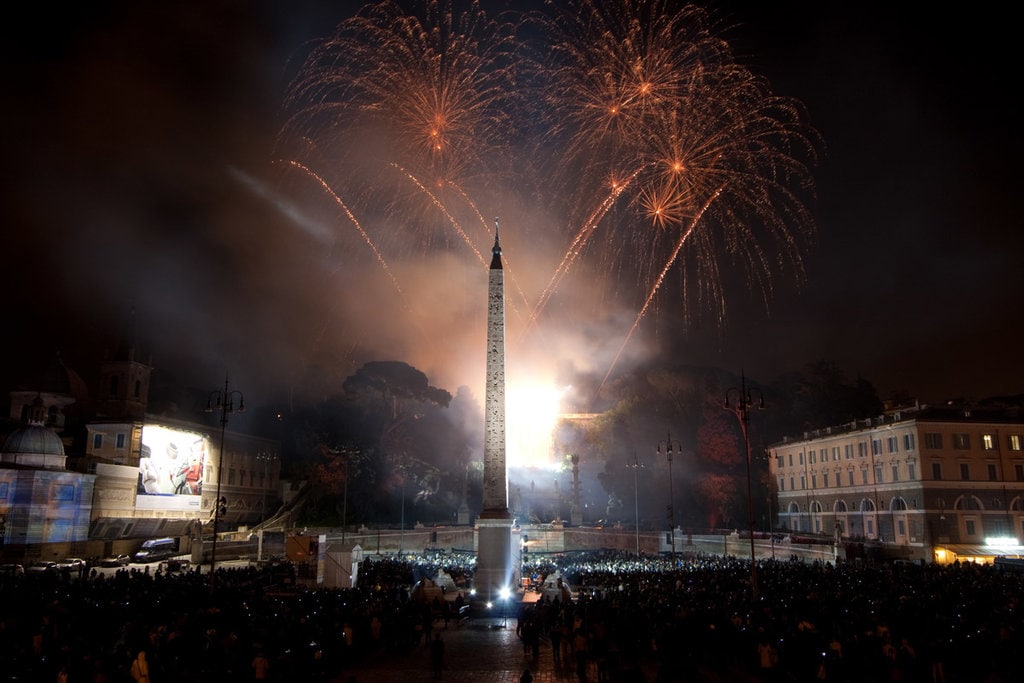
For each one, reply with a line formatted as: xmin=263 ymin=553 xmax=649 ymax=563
xmin=205 ymin=374 xmax=244 ymax=590
xmin=627 ymin=453 xmax=645 ymax=556
xmin=657 ymin=433 xmax=681 ymax=556
xmin=724 ymin=371 xmax=764 ymax=600
xmin=257 ymin=451 xmax=277 ymax=526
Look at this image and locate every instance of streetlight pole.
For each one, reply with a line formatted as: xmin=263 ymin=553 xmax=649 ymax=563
xmin=657 ymin=433 xmax=681 ymax=556
xmin=627 ymin=453 xmax=645 ymax=556
xmin=205 ymin=374 xmax=244 ymax=591
xmin=257 ymin=451 xmax=277 ymax=526
xmin=724 ymin=371 xmax=764 ymax=601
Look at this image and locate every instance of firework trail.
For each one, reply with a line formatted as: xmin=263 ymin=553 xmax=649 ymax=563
xmin=598 ymin=183 xmax=726 ymax=396
xmin=444 ymin=180 xmax=535 ymax=321
xmin=536 ymin=0 xmax=818 ymax=383
xmin=276 ymin=158 xmax=414 ymax=312
xmin=520 ymin=166 xmax=644 ymax=342
xmin=277 ymin=0 xmax=819 ymax=389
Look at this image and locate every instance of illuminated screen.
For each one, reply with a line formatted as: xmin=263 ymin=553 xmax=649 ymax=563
xmin=138 ymin=425 xmax=208 ymax=499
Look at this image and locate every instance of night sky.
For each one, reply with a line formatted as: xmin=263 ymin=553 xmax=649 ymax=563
xmin=1 ymin=0 xmax=1020 ymax=410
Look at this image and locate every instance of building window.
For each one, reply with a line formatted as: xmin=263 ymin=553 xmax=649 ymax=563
xmin=932 ymin=462 xmax=942 ymax=480
xmin=800 ymin=476 xmax=806 ymax=490
xmin=858 ymin=442 xmax=867 ymax=458
xmin=908 ymin=462 xmax=916 ymax=480
xmin=228 ymin=469 xmax=236 ymax=486
xmin=891 ymin=464 xmax=899 ymax=482
xmin=982 ymin=434 xmax=996 ymax=451
xmin=809 ymin=450 xmax=816 ymax=464
xmin=116 ymin=433 xmax=126 ymax=449
xmin=1010 ymin=435 xmax=1022 ymax=451
xmin=799 ymin=452 xmax=805 ymax=466
xmin=861 ymin=469 xmax=869 ymax=485
xmin=867 ymin=520 xmax=875 ymax=536
xmin=779 ymin=478 xmax=785 ymax=492
xmin=954 ymin=434 xmax=970 ymax=450
xmin=93 ymin=433 xmax=103 ymax=450
xmin=966 ymin=519 xmax=976 ymax=536
xmin=831 ymin=447 xmax=839 ymax=461
xmin=788 ymin=454 xmax=793 ymax=467
xmin=960 ymin=463 xmax=970 ymax=480
xmin=988 ymin=464 xmax=998 ymax=481
xmin=790 ymin=477 xmax=795 ymax=491
xmin=776 ymin=455 xmax=783 ymax=468
xmin=1016 ymin=464 xmax=1024 ymax=482
xmin=874 ymin=464 xmax=884 ymax=483
xmin=823 ymin=473 xmax=829 ymax=488
xmin=872 ymin=439 xmax=882 ymax=456
xmin=903 ymin=434 xmax=915 ymax=451
xmin=924 ymin=433 xmax=943 ymax=449
xmin=887 ymin=437 xmax=899 ymax=454
xmin=848 ymin=471 xmax=854 ymax=486
xmin=812 ymin=473 xmax=818 ymax=488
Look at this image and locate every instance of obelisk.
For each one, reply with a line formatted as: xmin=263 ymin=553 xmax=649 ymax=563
xmin=475 ymin=218 xmax=514 ymax=602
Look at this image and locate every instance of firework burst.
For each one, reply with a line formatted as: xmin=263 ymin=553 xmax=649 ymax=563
xmin=534 ymin=0 xmax=819 ymax=336
xmin=276 ymin=0 xmax=820 ymax=395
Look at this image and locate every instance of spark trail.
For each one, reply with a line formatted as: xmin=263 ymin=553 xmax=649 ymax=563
xmin=278 ymin=158 xmax=413 ymax=314
xmin=521 ymin=167 xmax=644 ymax=342
xmin=598 ymin=183 xmax=727 ymax=397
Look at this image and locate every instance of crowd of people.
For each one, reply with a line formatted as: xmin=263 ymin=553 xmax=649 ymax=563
xmin=1 ymin=549 xmax=1022 ymax=682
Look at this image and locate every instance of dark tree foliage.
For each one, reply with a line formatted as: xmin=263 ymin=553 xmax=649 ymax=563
xmin=289 ymin=361 xmax=469 ymax=527
xmin=588 ymin=361 xmax=880 ymax=534
xmin=765 ymin=360 xmax=882 ymax=439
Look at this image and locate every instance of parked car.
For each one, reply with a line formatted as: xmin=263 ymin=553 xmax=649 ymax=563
xmin=158 ymin=558 xmax=191 ymax=574
xmin=57 ymin=558 xmax=87 ymax=572
xmin=99 ymin=554 xmax=131 ymax=568
xmin=0 ymin=563 xmax=25 ymax=576
xmin=26 ymin=561 xmax=58 ymax=573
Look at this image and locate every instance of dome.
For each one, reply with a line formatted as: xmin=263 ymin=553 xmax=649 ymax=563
xmin=2 ymin=424 xmax=66 ymax=457
xmin=15 ymin=352 xmax=90 ymax=402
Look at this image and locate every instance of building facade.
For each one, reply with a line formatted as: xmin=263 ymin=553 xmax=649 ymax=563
xmin=769 ymin=403 xmax=1024 ymax=563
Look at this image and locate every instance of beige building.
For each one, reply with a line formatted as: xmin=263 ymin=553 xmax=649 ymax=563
xmin=769 ymin=403 xmax=1024 ymax=563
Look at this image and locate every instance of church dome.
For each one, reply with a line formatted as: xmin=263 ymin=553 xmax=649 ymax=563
xmin=2 ymin=423 xmax=66 ymax=457
xmin=1 ymin=397 xmax=68 ymax=469
xmin=15 ymin=352 xmax=90 ymax=402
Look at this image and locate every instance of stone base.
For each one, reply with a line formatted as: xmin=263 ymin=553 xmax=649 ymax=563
xmin=474 ymin=516 xmax=515 ymax=602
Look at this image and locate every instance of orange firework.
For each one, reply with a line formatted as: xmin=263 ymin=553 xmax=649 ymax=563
xmin=535 ymin=0 xmax=820 ymax=333
xmin=279 ymin=0 xmax=519 ymax=255
xmin=275 ymin=0 xmax=820 ymax=391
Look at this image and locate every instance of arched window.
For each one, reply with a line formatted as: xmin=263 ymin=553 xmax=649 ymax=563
xmin=860 ymin=499 xmax=876 ymax=512
xmin=891 ymin=497 xmax=908 ymax=511
xmin=834 ymin=500 xmax=848 ymax=513
xmin=811 ymin=501 xmax=823 ymax=513
xmin=954 ymin=495 xmax=984 ymax=511
xmin=788 ymin=502 xmax=801 ymax=514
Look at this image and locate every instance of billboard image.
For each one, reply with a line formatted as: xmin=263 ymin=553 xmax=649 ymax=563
xmin=138 ymin=425 xmax=208 ymax=498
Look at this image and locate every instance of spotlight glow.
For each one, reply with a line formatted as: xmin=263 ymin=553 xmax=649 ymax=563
xmin=506 ymin=381 xmax=568 ymax=469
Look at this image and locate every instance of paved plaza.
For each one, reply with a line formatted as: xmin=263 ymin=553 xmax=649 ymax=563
xmin=332 ymin=606 xmax=761 ymax=683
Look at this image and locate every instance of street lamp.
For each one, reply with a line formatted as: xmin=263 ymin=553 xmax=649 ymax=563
xmin=724 ymin=371 xmax=764 ymax=600
xmin=205 ymin=374 xmax=244 ymax=590
xmin=657 ymin=433 xmax=681 ymax=556
xmin=256 ymin=451 xmax=278 ymax=526
xmin=627 ymin=453 xmax=646 ymax=556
